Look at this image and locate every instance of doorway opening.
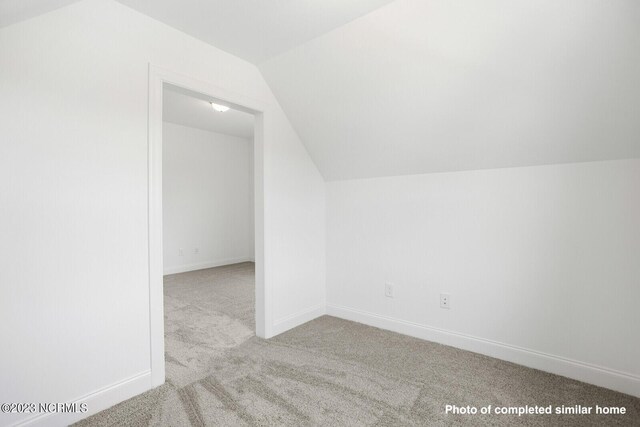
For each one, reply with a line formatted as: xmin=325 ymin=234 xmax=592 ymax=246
xmin=148 ymin=66 xmax=267 ymax=387
xmin=162 ymin=83 xmax=256 ymax=385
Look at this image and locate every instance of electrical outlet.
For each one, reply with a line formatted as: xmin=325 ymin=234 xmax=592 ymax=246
xmin=194 ymin=247 xmax=199 ymax=254
xmin=178 ymin=248 xmax=184 ymax=256
xmin=385 ymin=282 xmax=394 ymax=298
xmin=440 ymin=293 xmax=450 ymax=309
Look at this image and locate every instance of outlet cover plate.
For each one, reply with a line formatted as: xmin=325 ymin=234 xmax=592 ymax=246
xmin=440 ymin=293 xmax=450 ymax=309
xmin=385 ymin=282 xmax=394 ymax=298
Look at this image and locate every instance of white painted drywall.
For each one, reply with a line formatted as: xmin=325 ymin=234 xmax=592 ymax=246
xmin=114 ymin=0 xmax=395 ymax=63
xmin=0 ymin=0 xmax=80 ymax=28
xmin=327 ymin=159 xmax=640 ymax=395
xmin=162 ymin=123 xmax=254 ymax=275
xmin=0 ymin=0 xmax=325 ymax=425
xmin=260 ymin=0 xmax=640 ymax=180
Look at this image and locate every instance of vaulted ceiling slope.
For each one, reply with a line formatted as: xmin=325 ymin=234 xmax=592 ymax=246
xmin=1 ymin=0 xmax=394 ymax=56
xmin=114 ymin=0 xmax=395 ymax=64
xmin=260 ymin=0 xmax=640 ymax=181
xmin=4 ymin=0 xmax=639 ymax=182
xmin=0 ymin=0 xmax=79 ymax=27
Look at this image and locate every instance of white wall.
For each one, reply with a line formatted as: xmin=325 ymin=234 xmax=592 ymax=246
xmin=162 ymin=123 xmax=254 ymax=275
xmin=0 ymin=1 xmax=325 ymax=425
xmin=327 ymin=159 xmax=640 ymax=397
xmin=260 ymin=0 xmax=640 ymax=181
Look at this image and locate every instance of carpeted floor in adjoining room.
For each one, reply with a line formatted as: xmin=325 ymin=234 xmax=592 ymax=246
xmin=76 ymin=262 xmax=639 ymax=426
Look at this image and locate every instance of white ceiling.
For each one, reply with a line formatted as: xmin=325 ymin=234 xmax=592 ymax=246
xmin=0 ymin=0 xmax=79 ymax=27
xmin=114 ymin=0 xmax=395 ymax=64
xmin=163 ymin=84 xmax=254 ymax=139
xmin=5 ymin=0 xmax=640 ymax=181
xmin=261 ymin=0 xmax=640 ymax=180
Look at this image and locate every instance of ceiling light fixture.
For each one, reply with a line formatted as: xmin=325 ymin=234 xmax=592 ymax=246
xmin=211 ymin=102 xmax=230 ymax=113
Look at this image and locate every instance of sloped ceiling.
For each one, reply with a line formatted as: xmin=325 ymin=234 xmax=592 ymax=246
xmin=114 ymin=0 xmax=395 ymax=64
xmin=0 ymin=0 xmax=79 ymax=27
xmin=4 ymin=0 xmax=639 ymax=181
xmin=260 ymin=0 xmax=640 ymax=180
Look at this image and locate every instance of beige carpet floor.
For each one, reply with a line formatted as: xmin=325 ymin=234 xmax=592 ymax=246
xmin=76 ymin=262 xmax=639 ymax=426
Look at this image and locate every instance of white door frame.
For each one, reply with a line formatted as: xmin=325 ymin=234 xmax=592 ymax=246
xmin=147 ymin=64 xmax=268 ymax=387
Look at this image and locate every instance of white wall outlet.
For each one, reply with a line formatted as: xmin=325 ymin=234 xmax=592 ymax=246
xmin=440 ymin=293 xmax=450 ymax=309
xmin=194 ymin=247 xmax=199 ymax=254
xmin=385 ymin=282 xmax=394 ymax=298
xmin=178 ymin=248 xmax=184 ymax=256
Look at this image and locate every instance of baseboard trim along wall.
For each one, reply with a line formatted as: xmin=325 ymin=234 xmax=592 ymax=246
xmin=14 ymin=370 xmax=152 ymax=427
xmin=326 ymin=304 xmax=640 ymax=398
xmin=163 ymin=257 xmax=255 ymax=275
xmin=272 ymin=303 xmax=326 ymax=337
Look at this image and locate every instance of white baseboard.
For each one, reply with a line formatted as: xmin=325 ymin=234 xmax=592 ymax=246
xmin=13 ymin=370 xmax=153 ymax=427
xmin=326 ymin=304 xmax=640 ymax=398
xmin=163 ymin=257 xmax=254 ymax=275
xmin=272 ymin=303 xmax=326 ymax=337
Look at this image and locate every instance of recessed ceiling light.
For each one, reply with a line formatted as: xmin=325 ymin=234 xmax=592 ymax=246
xmin=211 ymin=102 xmax=230 ymax=113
